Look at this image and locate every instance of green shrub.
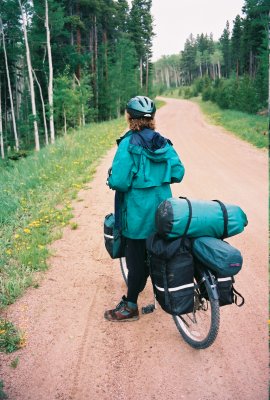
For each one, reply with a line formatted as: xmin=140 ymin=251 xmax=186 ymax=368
xmin=202 ymin=87 xmax=214 ymax=102
xmin=183 ymin=87 xmax=192 ymax=99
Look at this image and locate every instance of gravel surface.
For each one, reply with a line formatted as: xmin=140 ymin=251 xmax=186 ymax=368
xmin=0 ymin=98 xmax=268 ymax=400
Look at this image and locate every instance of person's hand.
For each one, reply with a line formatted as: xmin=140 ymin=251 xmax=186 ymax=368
xmin=106 ymin=167 xmax=112 ymax=186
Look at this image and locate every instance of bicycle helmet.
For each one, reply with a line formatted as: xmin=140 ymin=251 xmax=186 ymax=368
xmin=126 ymin=96 xmax=156 ymax=119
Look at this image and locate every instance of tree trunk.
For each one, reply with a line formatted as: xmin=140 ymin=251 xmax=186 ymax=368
xmin=0 ymin=82 xmax=4 ymax=159
xmin=89 ymin=26 xmax=94 ymax=74
xmin=70 ymin=2 xmax=74 ymax=46
xmin=165 ymin=67 xmax=170 ymax=88
xmin=199 ymin=63 xmax=202 ymax=78
xmin=74 ymin=74 xmax=85 ymax=127
xmin=218 ymin=61 xmax=221 ymax=79
xmin=103 ymin=29 xmax=108 ymax=82
xmin=94 ymin=15 xmax=98 ymax=110
xmin=45 ymin=0 xmax=55 ymax=144
xmin=19 ymin=1 xmax=40 ymax=151
xmin=145 ymin=54 xmax=149 ymax=95
xmin=63 ymin=107 xmax=67 ymax=135
xmin=212 ymin=64 xmax=216 ymax=80
xmin=249 ymin=50 xmax=253 ymax=77
xmin=76 ymin=0 xmax=81 ymax=80
xmin=140 ymin=58 xmax=143 ymax=88
xmin=0 ymin=17 xmax=19 ymax=151
xmin=32 ymin=68 xmax=49 ymax=145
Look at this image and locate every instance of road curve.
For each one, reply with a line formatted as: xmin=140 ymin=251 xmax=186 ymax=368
xmin=0 ymin=98 xmax=268 ymax=400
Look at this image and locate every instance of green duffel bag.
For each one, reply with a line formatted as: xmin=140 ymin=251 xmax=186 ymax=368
xmin=156 ymin=197 xmax=248 ymax=239
xmin=192 ymin=236 xmax=243 ymax=277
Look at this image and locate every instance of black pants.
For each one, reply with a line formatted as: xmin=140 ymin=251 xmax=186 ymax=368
xmin=125 ymin=238 xmax=149 ymax=304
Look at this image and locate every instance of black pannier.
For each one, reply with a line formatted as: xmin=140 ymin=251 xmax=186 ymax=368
xmin=194 ymin=259 xmax=245 ymax=307
xmin=146 ymin=234 xmax=195 ymax=316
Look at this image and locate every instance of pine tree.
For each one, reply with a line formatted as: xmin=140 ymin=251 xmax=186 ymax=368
xmin=231 ymin=15 xmax=243 ymax=77
xmin=219 ymin=21 xmax=231 ymax=78
xmin=129 ymin=0 xmax=154 ymax=92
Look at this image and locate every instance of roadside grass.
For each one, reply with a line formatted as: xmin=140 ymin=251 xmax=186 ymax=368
xmin=0 ymin=380 xmax=8 ymax=400
xmin=0 ymin=319 xmax=24 ymax=353
xmin=0 ymin=117 xmax=127 ymax=311
xmin=160 ymin=90 xmax=268 ymax=149
xmin=155 ymin=99 xmax=166 ymax=109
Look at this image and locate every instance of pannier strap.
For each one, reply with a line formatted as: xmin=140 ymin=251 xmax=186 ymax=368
xmin=233 ymin=286 xmax=245 ymax=307
xmin=162 ymin=261 xmax=171 ymax=309
xmin=179 ymin=197 xmax=193 ymax=238
xmin=212 ymin=199 xmax=228 ymax=239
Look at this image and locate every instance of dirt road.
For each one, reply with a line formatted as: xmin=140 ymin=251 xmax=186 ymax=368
xmin=0 ymin=98 xmax=268 ymax=400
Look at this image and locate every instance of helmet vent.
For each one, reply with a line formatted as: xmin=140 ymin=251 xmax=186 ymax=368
xmin=138 ymin=99 xmax=144 ymax=107
xmin=144 ymin=97 xmax=149 ymax=104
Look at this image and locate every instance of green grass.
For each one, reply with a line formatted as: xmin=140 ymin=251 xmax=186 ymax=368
xmin=0 ymin=381 xmax=8 ymax=400
xmin=0 ymin=319 xmax=24 ymax=353
xmin=155 ymin=99 xmax=166 ymax=109
xmin=0 ymin=117 xmax=127 ymax=309
xmin=160 ymin=90 xmax=268 ymax=149
xmin=192 ymin=98 xmax=268 ymax=149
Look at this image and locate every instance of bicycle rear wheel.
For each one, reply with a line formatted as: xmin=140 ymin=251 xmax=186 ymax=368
xmin=173 ymin=275 xmax=220 ymax=349
xmin=120 ymin=257 xmax=128 ymax=286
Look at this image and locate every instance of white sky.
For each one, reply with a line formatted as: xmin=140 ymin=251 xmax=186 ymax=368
xmin=128 ymin=0 xmax=245 ymax=61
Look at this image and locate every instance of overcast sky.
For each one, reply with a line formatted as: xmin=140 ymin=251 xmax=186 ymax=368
xmin=128 ymin=0 xmax=245 ymax=61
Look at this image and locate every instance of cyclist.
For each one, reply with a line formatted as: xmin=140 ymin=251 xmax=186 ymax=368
xmin=104 ymin=95 xmax=185 ymax=321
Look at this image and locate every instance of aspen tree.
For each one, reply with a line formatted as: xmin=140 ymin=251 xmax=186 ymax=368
xmin=18 ymin=0 xmax=40 ymax=151
xmin=0 ymin=17 xmax=19 ymax=151
xmin=45 ymin=0 xmax=55 ymax=144
xmin=0 ymin=83 xmax=4 ymax=159
xmin=32 ymin=68 xmax=49 ymax=145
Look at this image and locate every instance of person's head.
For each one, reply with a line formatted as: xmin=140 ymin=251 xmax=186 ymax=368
xmin=126 ymin=96 xmax=156 ymax=131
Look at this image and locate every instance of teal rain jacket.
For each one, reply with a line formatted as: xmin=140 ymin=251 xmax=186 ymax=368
xmin=108 ymin=129 xmax=185 ymax=239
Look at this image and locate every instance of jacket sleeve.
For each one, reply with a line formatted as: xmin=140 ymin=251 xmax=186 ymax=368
xmin=108 ymin=138 xmax=134 ymax=192
xmin=169 ymin=146 xmax=185 ymax=183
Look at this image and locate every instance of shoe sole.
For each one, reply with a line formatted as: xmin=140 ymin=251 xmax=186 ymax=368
xmin=104 ymin=316 xmax=139 ymax=322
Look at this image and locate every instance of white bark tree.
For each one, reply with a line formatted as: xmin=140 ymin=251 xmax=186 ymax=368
xmin=32 ymin=68 xmax=49 ymax=145
xmin=0 ymin=17 xmax=19 ymax=151
xmin=45 ymin=0 xmax=55 ymax=144
xmin=0 ymin=82 xmax=4 ymax=159
xmin=74 ymin=74 xmax=85 ymax=127
xmin=19 ymin=0 xmax=40 ymax=151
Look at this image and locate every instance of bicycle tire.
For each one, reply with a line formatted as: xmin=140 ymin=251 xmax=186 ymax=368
xmin=173 ymin=278 xmax=220 ymax=349
xmin=120 ymin=257 xmax=128 ymax=286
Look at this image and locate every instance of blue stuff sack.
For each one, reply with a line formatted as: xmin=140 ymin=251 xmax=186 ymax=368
xmin=192 ymin=237 xmax=243 ymax=277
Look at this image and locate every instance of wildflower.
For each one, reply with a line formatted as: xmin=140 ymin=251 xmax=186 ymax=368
xmin=23 ymin=228 xmax=31 ymax=234
xmin=14 ymin=234 xmax=20 ymax=239
xmin=5 ymin=249 xmax=12 ymax=255
xmin=0 ymin=330 xmax=6 ymax=335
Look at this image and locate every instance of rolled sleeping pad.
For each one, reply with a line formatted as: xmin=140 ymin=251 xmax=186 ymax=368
xmin=156 ymin=197 xmax=248 ymax=239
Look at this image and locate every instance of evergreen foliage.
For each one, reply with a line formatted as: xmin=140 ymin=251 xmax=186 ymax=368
xmin=0 ymin=0 xmax=154 ymax=155
xmin=154 ymin=0 xmax=269 ymax=115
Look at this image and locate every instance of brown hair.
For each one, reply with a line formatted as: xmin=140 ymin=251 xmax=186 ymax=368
xmin=126 ymin=112 xmax=156 ymax=132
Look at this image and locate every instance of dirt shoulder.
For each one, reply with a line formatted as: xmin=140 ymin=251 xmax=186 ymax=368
xmin=0 ymin=98 xmax=268 ymax=400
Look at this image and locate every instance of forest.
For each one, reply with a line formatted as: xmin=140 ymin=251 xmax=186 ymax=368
xmin=0 ymin=0 xmax=268 ymax=158
xmin=154 ymin=0 xmax=269 ymax=115
xmin=0 ymin=0 xmax=154 ymax=156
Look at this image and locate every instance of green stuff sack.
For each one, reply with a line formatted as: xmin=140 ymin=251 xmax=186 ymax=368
xmin=192 ymin=237 xmax=243 ymax=277
xmin=156 ymin=197 xmax=248 ymax=239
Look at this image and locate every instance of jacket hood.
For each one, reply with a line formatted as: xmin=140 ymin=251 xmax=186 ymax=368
xmin=128 ymin=128 xmax=173 ymax=161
